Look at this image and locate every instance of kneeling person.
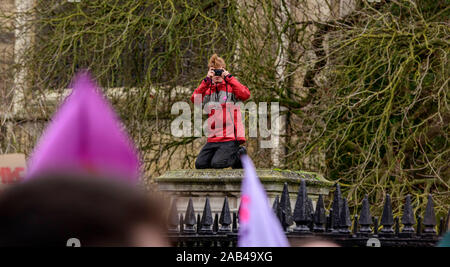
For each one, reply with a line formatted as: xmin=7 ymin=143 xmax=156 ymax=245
xmin=191 ymin=54 xmax=250 ymax=169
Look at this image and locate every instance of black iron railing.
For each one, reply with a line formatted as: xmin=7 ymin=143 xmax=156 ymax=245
xmin=167 ymin=180 xmax=449 ymax=247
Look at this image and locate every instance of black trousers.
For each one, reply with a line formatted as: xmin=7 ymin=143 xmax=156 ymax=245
xmin=195 ymin=141 xmax=240 ymax=169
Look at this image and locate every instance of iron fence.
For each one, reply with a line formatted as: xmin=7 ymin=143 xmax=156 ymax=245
xmin=167 ymin=181 xmax=449 ymax=247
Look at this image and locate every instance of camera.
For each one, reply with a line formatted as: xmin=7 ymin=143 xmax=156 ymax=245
xmin=214 ymin=69 xmax=224 ymax=76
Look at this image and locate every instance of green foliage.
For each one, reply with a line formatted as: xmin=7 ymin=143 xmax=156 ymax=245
xmin=0 ymin=0 xmax=448 ymax=215
xmin=290 ymin=0 xmax=449 ymax=215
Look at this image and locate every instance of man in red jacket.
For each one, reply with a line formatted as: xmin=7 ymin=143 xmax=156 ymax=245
xmin=191 ymin=54 xmax=250 ymax=169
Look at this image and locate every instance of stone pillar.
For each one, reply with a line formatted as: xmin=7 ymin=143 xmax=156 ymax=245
xmin=340 ymin=0 xmax=356 ymax=18
xmin=271 ymin=105 xmax=288 ymax=168
xmin=0 ymin=0 xmax=16 ymax=113
xmin=12 ymin=0 xmax=35 ymax=116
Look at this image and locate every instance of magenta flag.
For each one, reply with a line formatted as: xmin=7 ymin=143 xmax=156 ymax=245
xmin=238 ymin=155 xmax=289 ymax=247
xmin=26 ymin=72 xmax=140 ymax=183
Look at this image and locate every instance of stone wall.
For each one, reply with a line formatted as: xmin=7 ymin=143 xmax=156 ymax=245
xmin=155 ymin=169 xmax=332 ymax=214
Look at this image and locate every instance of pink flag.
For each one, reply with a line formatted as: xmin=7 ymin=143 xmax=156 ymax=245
xmin=26 ymin=72 xmax=140 ymax=183
xmin=238 ymin=155 xmax=289 ymax=247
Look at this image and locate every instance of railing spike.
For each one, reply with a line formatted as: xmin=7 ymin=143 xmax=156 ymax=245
xmin=276 ymin=203 xmax=286 ymax=232
xmin=395 ymin=217 xmax=400 ymax=235
xmin=293 ymin=179 xmax=311 ymax=233
xmin=200 ymin=197 xmax=213 ymax=234
xmin=327 ymin=209 xmax=333 ymax=232
xmin=168 ymin=198 xmax=179 ymax=233
xmin=339 ymin=198 xmax=352 ymax=234
xmin=353 ymin=215 xmax=358 ymax=235
xmin=446 ymin=208 xmax=450 ymax=234
xmin=307 ymin=197 xmax=314 ymax=215
xmin=423 ymin=194 xmax=437 ymax=235
xmin=272 ymin=196 xmax=286 ymax=230
xmin=213 ymin=213 xmax=219 ymax=233
xmin=358 ymin=195 xmax=372 ymax=234
xmin=272 ymin=195 xmax=279 ymax=213
xmin=331 ymin=183 xmax=342 ymax=232
xmin=380 ymin=194 xmax=394 ymax=235
xmin=416 ymin=215 xmax=422 ymax=236
xmin=179 ymin=214 xmax=184 ymax=234
xmin=232 ymin=212 xmax=238 ymax=233
xmin=238 ymin=199 xmax=242 ymax=224
xmin=401 ymin=194 xmax=415 ymax=234
xmin=219 ymin=196 xmax=232 ymax=233
xmin=438 ymin=217 xmax=444 ymax=237
xmin=280 ymin=183 xmax=294 ymax=227
xmin=307 ymin=198 xmax=314 ymax=230
xmin=373 ymin=216 xmax=379 ymax=235
xmin=184 ymin=198 xmax=196 ymax=234
xmin=313 ymin=195 xmax=326 ymax=232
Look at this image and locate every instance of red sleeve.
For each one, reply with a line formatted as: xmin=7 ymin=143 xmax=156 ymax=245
xmin=190 ymin=78 xmax=212 ymax=103
xmin=225 ymin=76 xmax=250 ymax=101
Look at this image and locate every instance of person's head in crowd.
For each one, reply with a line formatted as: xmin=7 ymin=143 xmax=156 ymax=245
xmin=290 ymin=237 xmax=340 ymax=247
xmin=0 ymin=172 xmax=169 ymax=247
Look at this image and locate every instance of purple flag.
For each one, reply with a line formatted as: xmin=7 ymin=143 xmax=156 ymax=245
xmin=26 ymin=72 xmax=140 ymax=183
xmin=238 ymin=155 xmax=289 ymax=247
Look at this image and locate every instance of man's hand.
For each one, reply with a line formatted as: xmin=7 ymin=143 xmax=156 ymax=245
xmin=207 ymin=68 xmax=214 ymax=79
xmin=221 ymin=69 xmax=230 ymax=78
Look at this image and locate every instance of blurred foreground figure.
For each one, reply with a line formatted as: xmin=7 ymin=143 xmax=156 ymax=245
xmin=26 ymin=71 xmax=140 ymax=183
xmin=0 ymin=173 xmax=169 ymax=247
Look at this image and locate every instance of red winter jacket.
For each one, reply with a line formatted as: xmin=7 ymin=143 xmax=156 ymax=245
xmin=190 ymin=75 xmax=250 ymax=143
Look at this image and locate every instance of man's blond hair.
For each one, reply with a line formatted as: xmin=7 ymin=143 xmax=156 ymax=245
xmin=208 ymin=54 xmax=226 ymax=69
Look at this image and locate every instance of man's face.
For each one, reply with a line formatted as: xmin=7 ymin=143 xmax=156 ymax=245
xmin=210 ymin=67 xmax=224 ymax=84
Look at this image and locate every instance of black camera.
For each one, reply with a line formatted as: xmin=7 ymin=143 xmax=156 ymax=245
xmin=213 ymin=69 xmax=224 ymax=76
